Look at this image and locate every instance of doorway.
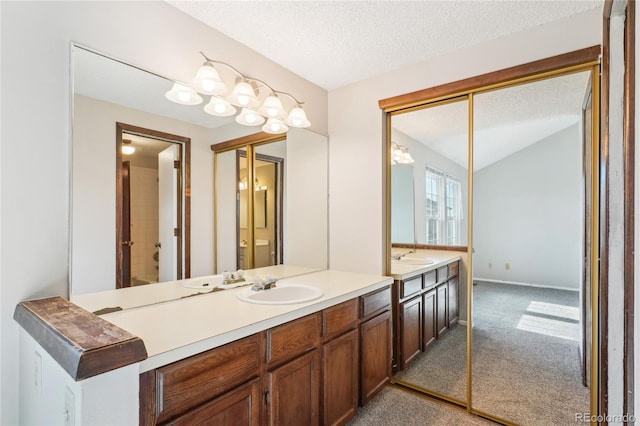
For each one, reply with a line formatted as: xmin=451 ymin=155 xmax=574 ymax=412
xmin=116 ymin=122 xmax=191 ymax=288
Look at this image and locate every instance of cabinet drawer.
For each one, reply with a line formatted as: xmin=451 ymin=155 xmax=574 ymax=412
xmin=166 ymin=378 xmax=261 ymax=425
xmin=399 ymin=276 xmax=422 ymax=300
xmin=360 ymin=286 xmax=391 ymax=319
xmin=448 ymin=261 xmax=459 ymax=279
xmin=323 ymin=299 xmax=358 ymax=340
xmin=155 ymin=334 xmax=260 ymax=423
xmin=436 ymin=266 xmax=448 ymax=284
xmin=266 ymin=313 xmax=321 ymax=367
xmin=423 ymin=270 xmax=437 ymax=288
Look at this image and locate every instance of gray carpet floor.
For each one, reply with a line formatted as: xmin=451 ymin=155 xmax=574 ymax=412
xmin=348 ymin=386 xmax=494 ymax=426
xmin=350 ymin=282 xmax=589 ymax=425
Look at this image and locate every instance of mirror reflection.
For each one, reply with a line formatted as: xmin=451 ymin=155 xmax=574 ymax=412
xmin=71 ymin=44 xmax=328 ymax=302
xmin=471 ymin=72 xmax=591 ymax=424
xmin=390 ymin=98 xmax=469 ymax=403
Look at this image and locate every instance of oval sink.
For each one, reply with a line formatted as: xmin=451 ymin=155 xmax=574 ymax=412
xmin=391 ymin=257 xmax=435 ymax=265
xmin=236 ymin=283 xmax=324 ymax=305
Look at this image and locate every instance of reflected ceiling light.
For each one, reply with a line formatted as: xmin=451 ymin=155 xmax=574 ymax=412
xmin=122 ymin=145 xmax=136 ymax=155
xmin=235 ymin=107 xmax=265 ymax=126
xmin=262 ymin=117 xmax=289 ymax=134
xmin=165 ymin=52 xmax=312 ymax=129
xmin=191 ymin=62 xmax=227 ymax=96
xmin=391 ymin=142 xmax=414 ymax=165
xmin=204 ymin=96 xmax=236 ymax=117
xmin=122 ymin=139 xmax=136 ymax=155
xmin=165 ymin=82 xmax=203 ymax=105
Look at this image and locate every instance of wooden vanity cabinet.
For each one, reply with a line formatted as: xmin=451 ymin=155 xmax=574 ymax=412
xmin=392 ymin=259 xmax=460 ymax=372
xmin=265 ymin=312 xmax=321 ymax=425
xmin=399 ymin=295 xmax=422 ymax=369
xmin=422 ymin=288 xmax=437 ymax=352
xmin=322 ymin=300 xmax=359 ymax=426
xmin=166 ymin=378 xmax=261 ymax=425
xmin=267 ymin=349 xmax=321 ymax=425
xmin=359 ymin=286 xmax=392 ymax=406
xmin=140 ymin=288 xmax=391 ymax=426
xmin=436 ymin=283 xmax=448 ymax=338
xmin=139 ymin=334 xmax=262 ymax=425
xmin=448 ymin=277 xmax=459 ymax=327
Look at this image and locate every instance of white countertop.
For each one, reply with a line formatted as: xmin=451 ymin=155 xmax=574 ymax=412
xmin=71 ymin=265 xmax=322 ymax=313
xmin=390 ymin=249 xmax=462 ymax=281
xmin=97 ymin=268 xmax=392 ymax=372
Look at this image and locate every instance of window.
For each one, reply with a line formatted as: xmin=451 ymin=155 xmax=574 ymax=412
xmin=425 ymin=166 xmax=462 ymax=245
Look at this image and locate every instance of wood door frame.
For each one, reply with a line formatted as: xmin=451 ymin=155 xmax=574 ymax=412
xmin=380 ymin=45 xmax=603 ymax=422
xmin=115 ymin=122 xmax=191 ymax=288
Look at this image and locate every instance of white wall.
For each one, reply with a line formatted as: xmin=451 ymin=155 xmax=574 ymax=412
xmin=473 ymin=124 xmax=582 ymax=290
xmin=72 ymin=95 xmax=214 ymax=294
xmin=393 ymin=129 xmax=470 ymax=246
xmin=0 ymin=2 xmax=327 ymax=424
xmin=328 ymin=9 xmax=602 ymax=276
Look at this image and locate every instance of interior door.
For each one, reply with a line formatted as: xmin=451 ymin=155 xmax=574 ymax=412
xmin=582 ymin=77 xmax=593 ymax=387
xmin=158 ymin=144 xmax=179 ymax=282
xmin=122 ymin=160 xmax=132 ymax=287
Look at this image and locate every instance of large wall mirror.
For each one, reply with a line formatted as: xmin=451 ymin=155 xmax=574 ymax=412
xmin=384 ymin=48 xmax=601 ymax=425
xmin=70 ymin=44 xmax=328 ymax=300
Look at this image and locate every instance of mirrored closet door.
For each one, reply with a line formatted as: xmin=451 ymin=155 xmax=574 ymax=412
xmin=389 ymin=97 xmax=470 ymax=405
xmin=383 ymin=48 xmax=601 ymax=425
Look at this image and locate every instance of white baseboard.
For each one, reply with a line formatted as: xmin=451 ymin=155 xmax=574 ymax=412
xmin=458 ymin=320 xmax=468 ymax=326
xmin=472 ymin=277 xmax=579 ymax=292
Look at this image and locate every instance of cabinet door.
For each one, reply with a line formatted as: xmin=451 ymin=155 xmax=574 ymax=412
xmin=436 ymin=283 xmax=448 ymax=338
xmin=360 ymin=310 xmax=391 ymax=405
xmin=399 ymin=296 xmax=422 ymax=369
xmin=448 ymin=277 xmax=459 ymax=327
xmin=323 ymin=329 xmax=358 ymax=426
xmin=423 ymin=288 xmax=437 ymax=352
xmin=167 ymin=378 xmax=260 ymax=426
xmin=267 ymin=349 xmax=320 ymax=426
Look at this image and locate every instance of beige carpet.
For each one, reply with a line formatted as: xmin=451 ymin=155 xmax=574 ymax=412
xmin=352 ymin=281 xmax=589 ymax=425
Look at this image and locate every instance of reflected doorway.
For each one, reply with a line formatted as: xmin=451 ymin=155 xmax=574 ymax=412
xmin=237 ymin=150 xmax=284 ymax=269
xmin=116 ymin=123 xmax=191 ymax=288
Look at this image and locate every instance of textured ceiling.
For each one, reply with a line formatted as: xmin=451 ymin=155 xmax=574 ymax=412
xmin=167 ymin=0 xmax=601 ymax=90
xmin=392 ymin=71 xmax=591 ymax=171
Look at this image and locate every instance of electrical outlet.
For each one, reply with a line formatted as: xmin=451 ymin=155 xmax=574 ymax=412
xmin=34 ymin=351 xmax=42 ymax=395
xmin=505 ymin=263 xmax=510 ymax=270
xmin=64 ymin=387 xmax=75 ymax=426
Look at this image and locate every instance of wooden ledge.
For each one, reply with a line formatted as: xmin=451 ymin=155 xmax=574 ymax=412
xmin=14 ymin=296 xmax=147 ymax=381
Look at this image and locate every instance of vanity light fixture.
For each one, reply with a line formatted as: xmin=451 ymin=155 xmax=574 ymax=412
xmin=165 ymin=82 xmax=203 ymax=105
xmin=165 ymin=52 xmax=311 ymax=133
xmin=391 ymin=142 xmax=415 ymax=165
xmin=239 ymin=176 xmax=268 ymax=191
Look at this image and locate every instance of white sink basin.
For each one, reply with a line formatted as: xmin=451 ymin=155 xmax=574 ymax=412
xmin=236 ymin=283 xmax=324 ymax=305
xmin=391 ymin=257 xmax=435 ymax=266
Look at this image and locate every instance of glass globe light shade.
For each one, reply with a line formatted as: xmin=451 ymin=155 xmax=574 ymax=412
xmin=204 ymin=97 xmax=236 ymax=117
xmin=285 ymin=107 xmax=311 ymax=128
xmin=165 ymin=82 xmax=203 ymax=105
xmin=235 ymin=108 xmax=265 ymax=126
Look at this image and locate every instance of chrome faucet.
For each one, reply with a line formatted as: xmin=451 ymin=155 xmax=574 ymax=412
xmin=251 ymin=276 xmax=277 ymax=291
xmin=391 ymin=249 xmax=414 ymax=261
